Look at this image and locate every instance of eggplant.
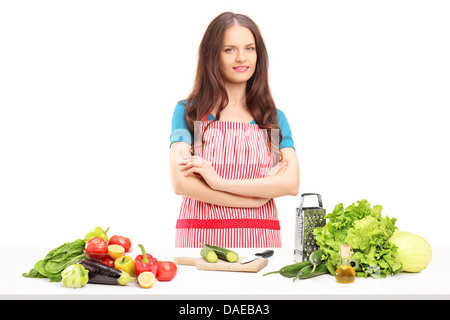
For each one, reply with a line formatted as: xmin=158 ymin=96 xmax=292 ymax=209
xmin=78 ymin=260 xmax=135 ymax=285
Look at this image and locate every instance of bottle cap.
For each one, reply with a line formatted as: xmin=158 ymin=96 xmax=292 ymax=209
xmin=339 ymin=244 xmax=353 ymax=258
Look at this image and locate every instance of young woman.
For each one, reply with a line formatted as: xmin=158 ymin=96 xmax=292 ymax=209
xmin=169 ymin=12 xmax=299 ymax=248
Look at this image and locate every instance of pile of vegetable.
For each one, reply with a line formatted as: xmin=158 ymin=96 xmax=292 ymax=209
xmin=313 ymin=199 xmax=432 ymax=278
xmin=23 ymin=226 xmax=177 ymax=289
xmin=313 ymin=199 xmax=402 ymax=278
xmin=264 ymin=199 xmax=433 ymax=282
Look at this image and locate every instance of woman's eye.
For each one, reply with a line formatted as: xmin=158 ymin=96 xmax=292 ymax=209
xmin=224 ymin=47 xmax=255 ymax=53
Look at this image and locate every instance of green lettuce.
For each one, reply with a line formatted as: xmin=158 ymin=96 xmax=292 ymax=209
xmin=313 ymin=199 xmax=402 ymax=278
xmin=61 ymin=264 xmax=89 ymax=288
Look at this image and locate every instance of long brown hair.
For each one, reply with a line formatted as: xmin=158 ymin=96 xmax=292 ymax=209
xmin=182 ymin=12 xmax=282 ymax=158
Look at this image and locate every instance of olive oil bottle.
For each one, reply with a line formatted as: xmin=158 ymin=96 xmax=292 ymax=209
xmin=335 ymin=245 xmax=359 ymax=284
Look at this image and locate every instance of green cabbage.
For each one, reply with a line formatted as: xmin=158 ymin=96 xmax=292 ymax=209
xmin=61 ymin=264 xmax=89 ymax=288
xmin=388 ymin=231 xmax=432 ymax=272
xmin=313 ymin=199 xmax=402 ymax=278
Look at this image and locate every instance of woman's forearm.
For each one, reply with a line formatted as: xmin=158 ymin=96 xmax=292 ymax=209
xmin=217 ymin=167 xmax=299 ymax=198
xmin=215 ymin=148 xmax=299 ymax=198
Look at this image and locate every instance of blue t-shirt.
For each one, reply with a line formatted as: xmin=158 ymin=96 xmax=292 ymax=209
xmin=170 ymin=101 xmax=295 ymax=150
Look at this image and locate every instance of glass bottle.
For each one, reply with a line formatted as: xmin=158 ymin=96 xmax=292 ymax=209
xmin=335 ymin=244 xmax=359 ymax=284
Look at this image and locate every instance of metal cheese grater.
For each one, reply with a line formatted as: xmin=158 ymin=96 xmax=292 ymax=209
xmin=294 ymin=193 xmax=326 ymax=262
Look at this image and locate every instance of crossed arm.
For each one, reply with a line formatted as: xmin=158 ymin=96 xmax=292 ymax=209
xmin=169 ymin=141 xmax=299 ymax=208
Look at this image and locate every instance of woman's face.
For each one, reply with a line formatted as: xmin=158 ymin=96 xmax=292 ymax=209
xmin=219 ymin=25 xmax=257 ymax=85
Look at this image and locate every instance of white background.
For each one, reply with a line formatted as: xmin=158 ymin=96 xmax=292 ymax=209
xmin=1 ymin=0 xmax=449 ymax=248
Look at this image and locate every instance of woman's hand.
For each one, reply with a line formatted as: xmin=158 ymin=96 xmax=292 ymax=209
xmin=178 ymin=156 xmax=225 ymax=191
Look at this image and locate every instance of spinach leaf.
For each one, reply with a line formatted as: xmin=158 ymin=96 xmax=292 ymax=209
xmin=23 ymin=239 xmax=86 ymax=281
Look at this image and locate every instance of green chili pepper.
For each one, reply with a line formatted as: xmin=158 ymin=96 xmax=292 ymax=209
xmin=84 ymin=226 xmax=110 ymax=242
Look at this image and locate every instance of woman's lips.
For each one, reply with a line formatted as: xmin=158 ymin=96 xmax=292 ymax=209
xmin=233 ymin=66 xmax=249 ymax=72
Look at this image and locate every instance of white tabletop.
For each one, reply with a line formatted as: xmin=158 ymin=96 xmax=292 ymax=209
xmin=2 ymin=246 xmax=448 ymax=300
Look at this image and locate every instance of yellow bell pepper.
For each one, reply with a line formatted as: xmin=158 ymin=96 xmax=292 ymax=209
xmin=114 ymin=255 xmax=135 ymax=277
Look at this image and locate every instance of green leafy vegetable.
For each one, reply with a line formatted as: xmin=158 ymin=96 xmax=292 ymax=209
xmin=388 ymin=231 xmax=432 ymax=272
xmin=22 ymin=239 xmax=86 ymax=282
xmin=61 ymin=264 xmax=89 ymax=288
xmin=313 ymin=199 xmax=402 ymax=278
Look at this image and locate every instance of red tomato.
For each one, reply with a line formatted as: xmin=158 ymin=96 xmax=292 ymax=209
xmin=85 ymin=237 xmax=108 ymax=260
xmin=108 ymin=235 xmax=132 ymax=252
xmin=156 ymin=261 xmax=177 ymax=281
xmin=100 ymin=255 xmax=116 ymax=267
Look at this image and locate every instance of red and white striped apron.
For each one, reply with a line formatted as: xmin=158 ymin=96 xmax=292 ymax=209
xmin=175 ymin=120 xmax=282 ymax=248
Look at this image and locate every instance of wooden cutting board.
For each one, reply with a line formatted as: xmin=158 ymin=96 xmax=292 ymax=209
xmin=174 ymin=256 xmax=268 ymax=273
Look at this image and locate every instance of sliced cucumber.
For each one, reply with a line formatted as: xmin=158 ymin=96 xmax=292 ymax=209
xmin=200 ymin=243 xmax=239 ymax=263
xmin=200 ymin=246 xmax=218 ymax=263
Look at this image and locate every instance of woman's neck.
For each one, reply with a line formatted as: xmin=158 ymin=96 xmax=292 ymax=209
xmin=210 ymin=81 xmax=253 ymax=122
xmin=224 ymin=81 xmax=247 ymax=109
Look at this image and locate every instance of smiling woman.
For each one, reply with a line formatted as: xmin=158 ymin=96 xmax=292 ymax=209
xmin=169 ymin=12 xmax=299 ymax=248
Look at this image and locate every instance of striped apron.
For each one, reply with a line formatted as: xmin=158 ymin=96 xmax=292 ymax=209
xmin=175 ymin=120 xmax=282 ymax=248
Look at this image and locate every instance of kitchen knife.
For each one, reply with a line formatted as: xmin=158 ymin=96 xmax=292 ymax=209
xmin=240 ymin=250 xmax=274 ymax=264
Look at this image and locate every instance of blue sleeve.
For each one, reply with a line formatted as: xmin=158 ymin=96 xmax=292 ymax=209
xmin=170 ymin=101 xmax=193 ymax=147
xmin=277 ymin=109 xmax=295 ymax=150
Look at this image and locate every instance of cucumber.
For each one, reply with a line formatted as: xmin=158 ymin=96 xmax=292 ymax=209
xmin=309 ymin=249 xmax=324 ymax=273
xmin=263 ymin=261 xmax=312 ymax=278
xmin=200 ymin=246 xmax=218 ymax=263
xmin=200 ymin=243 xmax=239 ymax=263
xmin=293 ymin=262 xmax=329 ymax=282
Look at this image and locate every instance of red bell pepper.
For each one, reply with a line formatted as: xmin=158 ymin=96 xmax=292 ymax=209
xmin=134 ymin=244 xmax=158 ymax=278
